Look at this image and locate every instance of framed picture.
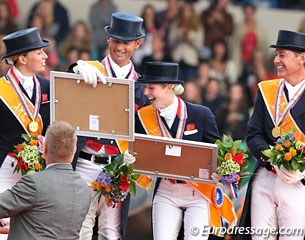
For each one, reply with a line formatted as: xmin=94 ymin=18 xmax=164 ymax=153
xmin=129 ymin=133 xmax=218 ymax=183
xmin=50 ymin=71 xmax=135 ymax=141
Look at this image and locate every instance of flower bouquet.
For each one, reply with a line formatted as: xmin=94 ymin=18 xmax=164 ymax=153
xmin=215 ymin=135 xmax=249 ymax=198
xmin=13 ymin=134 xmax=46 ymax=175
xmin=91 ymin=154 xmax=140 ymax=208
xmin=262 ymin=129 xmax=305 ymax=172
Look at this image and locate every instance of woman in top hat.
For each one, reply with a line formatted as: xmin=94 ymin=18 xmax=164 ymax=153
xmin=68 ymin=12 xmax=150 ymax=240
xmin=0 ymin=27 xmax=50 ymax=239
xmin=237 ymin=30 xmax=305 ymax=240
xmin=136 ymin=61 xmax=237 ymax=240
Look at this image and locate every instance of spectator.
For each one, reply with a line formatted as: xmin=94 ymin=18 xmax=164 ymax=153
xmin=230 ymin=2 xmax=269 ymax=81
xmin=209 ymin=38 xmax=238 ymax=94
xmin=59 ymin=20 xmax=97 ymax=62
xmin=0 ymin=0 xmax=17 ymax=34
xmin=28 ymin=0 xmax=70 ymax=44
xmin=217 ymin=83 xmax=250 ymax=140
xmin=89 ymin=0 xmax=117 ymax=59
xmin=132 ymin=4 xmax=158 ymax=68
xmin=155 ymin=0 xmax=180 ymax=54
xmin=139 ymin=32 xmax=173 ymax=74
xmin=169 ymin=1 xmax=203 ymax=82
xmin=200 ymin=0 xmax=234 ymax=50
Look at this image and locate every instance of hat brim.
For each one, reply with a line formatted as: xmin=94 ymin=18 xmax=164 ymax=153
xmin=1 ymin=40 xmax=50 ymax=59
xmin=137 ymin=76 xmax=183 ymax=84
xmin=104 ymin=26 xmax=145 ymax=41
xmin=269 ymin=44 xmax=305 ymax=52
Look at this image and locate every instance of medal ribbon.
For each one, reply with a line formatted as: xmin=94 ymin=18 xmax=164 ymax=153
xmin=274 ymin=79 xmax=305 ymax=127
xmin=157 ymin=97 xmax=187 ymax=140
xmin=101 ymin=55 xmax=137 ymax=80
xmin=5 ymin=68 xmax=41 ymax=122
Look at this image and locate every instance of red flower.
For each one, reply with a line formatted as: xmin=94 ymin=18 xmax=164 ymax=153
xmin=233 ymin=152 xmax=244 ymax=165
xmin=17 ymin=157 xmax=29 ymax=170
xmin=119 ymin=174 xmax=130 ymax=191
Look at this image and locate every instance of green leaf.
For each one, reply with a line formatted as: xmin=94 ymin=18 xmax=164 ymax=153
xmin=21 ymin=134 xmax=31 ymax=142
xmin=129 ymin=181 xmax=136 ymax=196
xmin=262 ymin=149 xmax=274 ymax=158
xmin=131 ymin=173 xmax=141 ymax=180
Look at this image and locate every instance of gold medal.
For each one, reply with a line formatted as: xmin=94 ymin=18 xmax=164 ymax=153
xmin=272 ymin=127 xmax=281 ymax=138
xmin=29 ymin=121 xmax=39 ymax=133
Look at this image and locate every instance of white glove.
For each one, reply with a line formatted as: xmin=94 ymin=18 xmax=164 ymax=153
xmin=274 ymin=165 xmax=305 ymax=184
xmin=211 ymin=172 xmax=222 ymax=183
xmin=123 ymin=150 xmax=136 ymax=165
xmin=73 ymin=60 xmax=106 ymax=88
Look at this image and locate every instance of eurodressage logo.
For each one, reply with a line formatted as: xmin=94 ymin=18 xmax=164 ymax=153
xmin=214 ymin=187 xmax=223 ymax=207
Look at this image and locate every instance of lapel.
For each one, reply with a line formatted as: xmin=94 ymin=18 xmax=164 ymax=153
xmin=291 ymin=91 xmax=305 ymax=118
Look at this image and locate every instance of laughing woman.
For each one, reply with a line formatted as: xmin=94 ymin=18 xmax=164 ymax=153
xmin=135 ymin=61 xmax=237 ymax=240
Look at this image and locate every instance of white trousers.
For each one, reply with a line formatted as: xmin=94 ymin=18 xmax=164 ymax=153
xmin=76 ymin=158 xmax=121 ymax=240
xmin=251 ymin=167 xmax=305 ymax=240
xmin=0 ymin=155 xmax=21 ymax=240
xmin=153 ymin=179 xmax=209 ymax=240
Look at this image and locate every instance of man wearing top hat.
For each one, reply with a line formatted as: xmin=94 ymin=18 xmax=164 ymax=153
xmin=69 ymin=12 xmax=150 ymax=240
xmin=236 ymin=30 xmax=305 ymax=240
xmin=0 ymin=27 xmax=50 ymax=240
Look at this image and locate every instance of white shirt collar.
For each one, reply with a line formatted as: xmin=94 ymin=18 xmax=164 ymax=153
xmin=159 ymin=95 xmax=178 ymax=128
xmin=13 ymin=66 xmax=34 ymax=98
xmin=108 ymin=56 xmax=132 ymax=79
xmin=285 ymin=78 xmax=305 ymax=101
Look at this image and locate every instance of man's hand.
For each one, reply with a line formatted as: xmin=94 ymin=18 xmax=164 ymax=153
xmin=274 ymin=165 xmax=305 ymax=184
xmin=73 ymin=60 xmax=106 ymax=88
xmin=123 ymin=150 xmax=136 ymax=165
xmin=0 ymin=218 xmax=9 ymax=234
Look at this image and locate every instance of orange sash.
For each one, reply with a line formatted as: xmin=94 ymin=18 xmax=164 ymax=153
xmin=0 ymin=76 xmax=43 ymax=136
xmin=138 ymin=105 xmax=237 ymax=228
xmin=259 ymin=79 xmax=305 ymax=141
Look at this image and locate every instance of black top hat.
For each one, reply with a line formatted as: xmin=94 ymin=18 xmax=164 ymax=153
xmin=269 ymin=30 xmax=305 ymax=52
xmin=137 ymin=62 xmax=183 ymax=84
xmin=2 ymin=28 xmax=50 ymax=59
xmin=104 ymin=12 xmax=145 ymax=41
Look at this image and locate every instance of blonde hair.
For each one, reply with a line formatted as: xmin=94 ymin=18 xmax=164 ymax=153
xmin=173 ymin=84 xmax=184 ymax=95
xmin=45 ymin=121 xmax=76 ymax=162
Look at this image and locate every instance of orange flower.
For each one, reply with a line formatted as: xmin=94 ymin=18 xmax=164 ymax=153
xmin=284 ymin=141 xmax=291 ymax=148
xmin=105 ymin=186 xmax=112 ymax=192
xmin=224 ymin=153 xmax=232 ymax=161
xmin=15 ymin=144 xmax=24 ymax=152
xmin=30 ymin=139 xmax=38 ymax=146
xmin=91 ymin=181 xmax=97 ymax=189
xmin=275 ymin=144 xmax=283 ymax=151
xmin=289 ymin=148 xmax=297 ymax=156
xmin=285 ymin=152 xmax=292 ymax=161
xmin=41 ymin=154 xmax=45 ymax=159
xmin=34 ymin=162 xmax=41 ymax=170
xmin=96 ymin=182 xmax=102 ymax=191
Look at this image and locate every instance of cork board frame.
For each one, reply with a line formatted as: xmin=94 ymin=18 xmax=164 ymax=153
xmin=129 ymin=133 xmax=217 ymax=183
xmin=50 ymin=71 xmax=134 ymax=141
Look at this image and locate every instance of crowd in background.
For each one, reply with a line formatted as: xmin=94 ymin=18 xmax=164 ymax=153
xmin=1 ymin=0 xmax=305 ymax=141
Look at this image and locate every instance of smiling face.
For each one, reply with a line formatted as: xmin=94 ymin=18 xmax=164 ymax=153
xmin=144 ymin=83 xmax=175 ymax=109
xmin=16 ymin=48 xmax=48 ymax=76
xmin=273 ymin=49 xmax=305 ymax=85
xmin=107 ymin=37 xmax=142 ymax=67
